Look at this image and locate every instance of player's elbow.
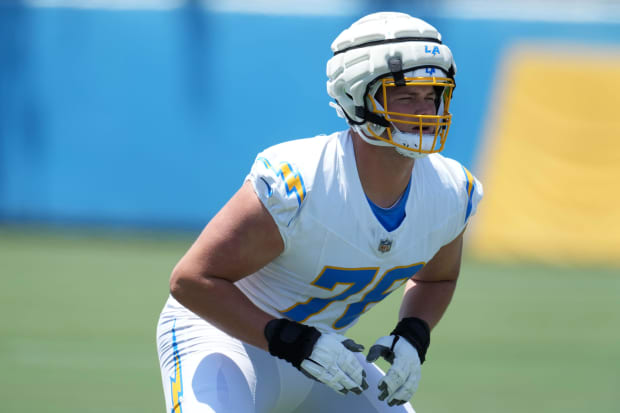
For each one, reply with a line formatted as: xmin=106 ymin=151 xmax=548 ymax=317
xmin=169 ymin=263 xmax=197 ymax=302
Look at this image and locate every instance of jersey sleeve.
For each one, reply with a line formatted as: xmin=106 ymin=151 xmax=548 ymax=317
xmin=245 ymin=153 xmax=308 ymax=249
xmin=435 ymin=156 xmax=484 ymax=245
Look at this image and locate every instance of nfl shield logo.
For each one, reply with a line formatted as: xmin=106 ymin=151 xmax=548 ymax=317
xmin=378 ymin=239 xmax=392 ymax=253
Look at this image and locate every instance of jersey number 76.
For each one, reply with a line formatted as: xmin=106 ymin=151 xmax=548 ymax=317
xmin=280 ymin=262 xmax=424 ymax=329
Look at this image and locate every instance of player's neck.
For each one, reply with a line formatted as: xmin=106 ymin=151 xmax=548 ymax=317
xmin=351 ymin=131 xmax=414 ymax=208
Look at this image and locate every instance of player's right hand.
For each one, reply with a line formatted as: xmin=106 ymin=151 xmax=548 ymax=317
xmin=264 ymin=318 xmax=368 ymax=395
xmin=300 ymin=332 xmax=369 ymax=394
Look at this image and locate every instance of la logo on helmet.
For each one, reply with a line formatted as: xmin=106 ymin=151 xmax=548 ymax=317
xmin=425 ymin=45 xmax=441 ymax=55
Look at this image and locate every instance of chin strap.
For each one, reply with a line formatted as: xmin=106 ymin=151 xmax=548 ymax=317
xmin=354 ymin=106 xmax=391 ymax=128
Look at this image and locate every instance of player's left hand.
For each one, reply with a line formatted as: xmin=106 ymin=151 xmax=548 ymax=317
xmin=366 ymin=317 xmax=431 ymax=406
xmin=366 ymin=335 xmax=421 ymax=406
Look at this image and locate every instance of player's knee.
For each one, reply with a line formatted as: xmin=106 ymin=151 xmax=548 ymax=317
xmin=191 ymin=353 xmax=255 ymax=411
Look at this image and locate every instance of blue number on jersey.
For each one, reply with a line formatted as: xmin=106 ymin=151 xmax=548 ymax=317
xmin=334 ymin=263 xmax=424 ymax=329
xmin=281 ymin=263 xmax=425 ymax=329
xmin=281 ymin=267 xmax=377 ymax=323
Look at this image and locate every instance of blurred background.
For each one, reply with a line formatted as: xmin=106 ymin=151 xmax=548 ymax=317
xmin=1 ymin=0 xmax=619 ymax=412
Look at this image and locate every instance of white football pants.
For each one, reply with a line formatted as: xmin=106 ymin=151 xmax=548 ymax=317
xmin=156 ymin=296 xmax=415 ymax=413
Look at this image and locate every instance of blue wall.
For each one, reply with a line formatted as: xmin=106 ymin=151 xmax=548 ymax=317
xmin=1 ymin=5 xmax=618 ymax=229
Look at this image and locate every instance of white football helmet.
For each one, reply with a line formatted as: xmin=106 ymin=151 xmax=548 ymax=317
xmin=326 ymin=12 xmax=457 ymax=158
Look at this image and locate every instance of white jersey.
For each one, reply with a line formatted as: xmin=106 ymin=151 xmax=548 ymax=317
xmin=236 ymin=130 xmax=483 ymax=333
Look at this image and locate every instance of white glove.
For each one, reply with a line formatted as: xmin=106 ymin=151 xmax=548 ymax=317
xmin=366 ymin=335 xmax=421 ymax=406
xmin=300 ymin=332 xmax=369 ymax=395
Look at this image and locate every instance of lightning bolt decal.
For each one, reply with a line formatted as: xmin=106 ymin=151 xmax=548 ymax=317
xmin=277 ymin=162 xmax=306 ymax=205
xmin=462 ymin=166 xmax=475 ymax=223
xmin=257 ymin=157 xmax=307 ymax=206
xmin=170 ymin=320 xmax=183 ymax=413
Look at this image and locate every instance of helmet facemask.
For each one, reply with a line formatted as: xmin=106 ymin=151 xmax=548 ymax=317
xmin=326 ymin=12 xmax=458 ymax=158
xmin=358 ymin=68 xmax=455 ymax=159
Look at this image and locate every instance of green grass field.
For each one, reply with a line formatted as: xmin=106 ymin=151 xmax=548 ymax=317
xmin=1 ymin=226 xmax=618 ymax=412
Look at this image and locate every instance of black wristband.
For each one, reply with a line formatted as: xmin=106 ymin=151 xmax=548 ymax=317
xmin=264 ymin=318 xmax=321 ymax=368
xmin=391 ymin=317 xmax=431 ymax=364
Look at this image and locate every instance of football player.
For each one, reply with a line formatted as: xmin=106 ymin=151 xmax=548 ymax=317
xmin=157 ymin=11 xmax=483 ymax=412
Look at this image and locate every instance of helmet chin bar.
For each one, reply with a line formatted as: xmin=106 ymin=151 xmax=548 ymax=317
xmin=392 ymin=131 xmax=444 ymax=159
xmin=365 ymin=116 xmax=450 ymax=158
xmin=355 ymin=124 xmax=447 ymax=159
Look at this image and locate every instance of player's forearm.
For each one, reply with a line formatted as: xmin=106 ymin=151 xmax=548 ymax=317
xmin=170 ymin=271 xmax=273 ymax=351
xmin=398 ymin=278 xmax=457 ymax=329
